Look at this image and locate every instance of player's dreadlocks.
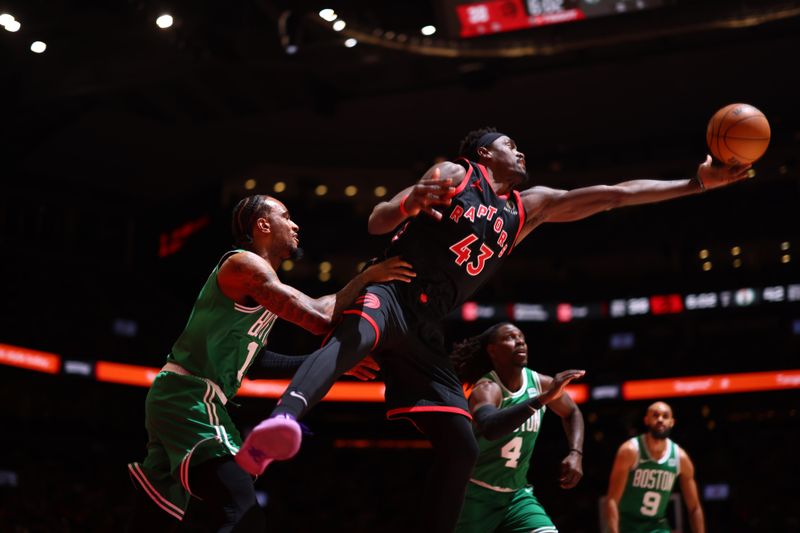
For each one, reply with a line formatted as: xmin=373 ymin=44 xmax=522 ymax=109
xmin=451 ymin=322 xmax=512 ymax=386
xmin=458 ymin=126 xmax=498 ymax=162
xmin=231 ymin=195 xmax=272 ymax=248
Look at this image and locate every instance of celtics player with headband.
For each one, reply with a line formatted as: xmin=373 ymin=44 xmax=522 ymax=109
xmin=451 ymin=322 xmax=585 ymax=533
xmin=127 ymin=195 xmax=413 ymax=532
xmin=606 ymin=402 xmax=705 ymax=533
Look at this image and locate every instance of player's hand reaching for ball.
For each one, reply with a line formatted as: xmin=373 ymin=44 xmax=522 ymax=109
xmin=539 ymin=369 xmax=585 ymax=405
xmin=696 ymin=155 xmax=751 ymax=191
xmin=361 ymin=256 xmax=415 ymax=284
xmin=404 ymin=167 xmax=457 ymax=221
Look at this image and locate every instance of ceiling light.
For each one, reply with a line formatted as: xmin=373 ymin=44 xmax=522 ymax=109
xmin=0 ymin=14 xmax=14 ymax=27
xmin=421 ymin=25 xmax=436 ymax=36
xmin=344 ymin=38 xmax=357 ymax=48
xmin=156 ymin=14 xmax=173 ymax=29
xmin=332 ymin=20 xmax=346 ymax=32
xmin=4 ymin=19 xmax=20 ymax=32
xmin=319 ymin=9 xmax=337 ymax=22
xmin=30 ymin=41 xmax=47 ymax=54
xmin=274 ymin=181 xmax=286 ymax=193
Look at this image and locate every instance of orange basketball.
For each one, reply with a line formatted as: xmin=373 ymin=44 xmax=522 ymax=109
xmin=706 ymin=103 xmax=770 ymax=165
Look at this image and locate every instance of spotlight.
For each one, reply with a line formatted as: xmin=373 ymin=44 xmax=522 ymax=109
xmin=319 ymin=9 xmax=337 ymax=22
xmin=274 ymin=181 xmax=286 ymax=193
xmin=156 ymin=14 xmax=173 ymax=29
xmin=319 ymin=261 xmax=332 ymax=273
xmin=314 ymin=185 xmax=328 ymax=196
xmin=344 ymin=185 xmax=357 ymax=196
xmin=30 ymin=41 xmax=47 ymax=54
xmin=244 ymin=179 xmax=256 ymax=190
xmin=344 ymin=38 xmax=357 ymax=48
xmin=0 ymin=13 xmax=14 ymax=27
xmin=4 ymin=19 xmax=20 ymax=32
xmin=374 ymin=186 xmax=387 ymax=197
xmin=421 ymin=25 xmax=436 ymax=36
xmin=702 ymin=261 xmax=712 ymax=271
xmin=730 ymin=246 xmax=741 ymax=256
xmin=282 ymin=260 xmax=294 ymax=272
xmin=332 ymin=20 xmax=346 ymax=32
xmin=699 ymin=249 xmax=709 ymax=260
xmin=319 ymin=271 xmax=331 ymax=282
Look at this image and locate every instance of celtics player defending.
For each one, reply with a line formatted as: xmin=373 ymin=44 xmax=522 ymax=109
xmin=451 ymin=323 xmax=585 ymax=533
xmin=606 ymin=402 xmax=705 ymax=533
xmin=127 ymin=194 xmax=413 ymax=532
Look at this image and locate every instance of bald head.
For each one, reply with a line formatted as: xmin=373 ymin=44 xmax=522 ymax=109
xmin=644 ymin=401 xmax=675 ymax=440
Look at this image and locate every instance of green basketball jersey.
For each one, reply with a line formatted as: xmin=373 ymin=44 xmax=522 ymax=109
xmin=166 ymin=250 xmax=278 ymax=399
xmin=618 ymin=435 xmax=681 ymax=527
xmin=470 ymin=368 xmax=545 ymax=491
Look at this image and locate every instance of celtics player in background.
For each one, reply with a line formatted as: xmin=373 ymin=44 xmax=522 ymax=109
xmin=127 ymin=194 xmax=413 ymax=532
xmin=451 ymin=322 xmax=585 ymax=533
xmin=606 ymin=402 xmax=705 ymax=533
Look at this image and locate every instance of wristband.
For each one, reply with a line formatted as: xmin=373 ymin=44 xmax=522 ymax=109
xmin=399 ymin=194 xmax=411 ymax=218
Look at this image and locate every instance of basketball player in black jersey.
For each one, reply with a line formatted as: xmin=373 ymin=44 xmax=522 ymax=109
xmin=236 ymin=127 xmax=751 ymax=532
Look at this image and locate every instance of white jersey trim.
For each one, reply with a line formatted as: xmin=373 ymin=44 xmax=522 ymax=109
xmin=469 ymin=477 xmax=516 ymax=493
xmin=490 ymin=368 xmax=528 ymax=399
xmin=162 ymin=362 xmax=229 ymax=405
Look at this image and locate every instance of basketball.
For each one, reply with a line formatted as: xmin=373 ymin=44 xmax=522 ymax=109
xmin=706 ymin=103 xmax=770 ymax=165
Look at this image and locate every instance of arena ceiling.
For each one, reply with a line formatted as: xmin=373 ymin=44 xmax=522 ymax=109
xmin=2 ymin=0 xmax=799 ymax=201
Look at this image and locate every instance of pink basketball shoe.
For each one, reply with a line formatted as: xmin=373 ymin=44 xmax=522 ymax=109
xmin=235 ymin=416 xmax=302 ymax=476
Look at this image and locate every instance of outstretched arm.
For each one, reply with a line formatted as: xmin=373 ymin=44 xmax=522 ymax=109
xmin=368 ymin=162 xmax=466 ymax=234
xmin=679 ymin=448 xmax=706 ymax=533
xmin=606 ymin=441 xmax=638 ymax=533
xmin=516 ymin=156 xmax=751 ymax=242
xmin=470 ymin=369 xmax=585 ymax=440
xmin=219 ymin=252 xmax=414 ymax=335
xmin=540 ymin=374 xmax=585 ymax=489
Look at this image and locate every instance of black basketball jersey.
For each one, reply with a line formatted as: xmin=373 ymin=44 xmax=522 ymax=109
xmin=387 ymin=159 xmax=525 ymax=320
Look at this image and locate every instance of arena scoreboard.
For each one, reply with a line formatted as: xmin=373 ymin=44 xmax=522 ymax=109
xmin=452 ymin=0 xmax=667 ymax=38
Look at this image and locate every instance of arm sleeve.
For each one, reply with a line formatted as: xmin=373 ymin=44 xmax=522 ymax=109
xmin=247 ymin=349 xmax=310 ymax=379
xmin=473 ymin=397 xmax=542 ymax=440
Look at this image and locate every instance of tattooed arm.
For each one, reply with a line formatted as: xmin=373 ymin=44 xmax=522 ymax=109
xmin=218 ymin=251 xmax=414 ymax=335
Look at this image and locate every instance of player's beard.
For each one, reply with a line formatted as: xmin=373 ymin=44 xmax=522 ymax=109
xmin=513 ymin=167 xmax=529 ymax=186
xmin=649 ymin=426 xmax=672 ymax=440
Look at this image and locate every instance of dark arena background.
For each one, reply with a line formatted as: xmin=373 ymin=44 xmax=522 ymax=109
xmin=1 ymin=1 xmax=799 ymax=531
